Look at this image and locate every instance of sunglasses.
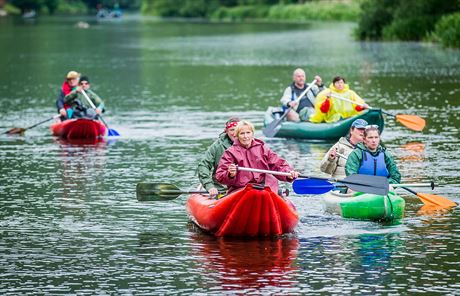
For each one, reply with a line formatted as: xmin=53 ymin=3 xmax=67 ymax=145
xmin=365 ymin=124 xmax=379 ymax=130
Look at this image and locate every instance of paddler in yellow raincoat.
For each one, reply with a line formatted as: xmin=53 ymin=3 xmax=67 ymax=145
xmin=310 ymin=76 xmax=368 ymax=123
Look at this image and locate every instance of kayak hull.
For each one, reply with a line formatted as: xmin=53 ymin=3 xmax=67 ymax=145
xmin=263 ymin=108 xmax=384 ymax=140
xmin=323 ymin=191 xmax=405 ymax=221
xmin=51 ymin=119 xmax=106 ymax=140
xmin=186 ymin=184 xmax=299 ymax=237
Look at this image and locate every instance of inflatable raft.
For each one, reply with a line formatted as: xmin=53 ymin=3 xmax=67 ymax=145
xmin=322 ymin=190 xmax=405 ymax=221
xmin=263 ymin=108 xmax=384 ymax=140
xmin=51 ymin=118 xmax=106 ymax=140
xmin=186 ymin=184 xmax=298 ymax=237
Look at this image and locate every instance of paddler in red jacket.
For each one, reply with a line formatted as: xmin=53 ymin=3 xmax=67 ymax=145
xmin=216 ymin=120 xmax=299 ymax=194
xmin=56 ymin=71 xmax=80 ymax=121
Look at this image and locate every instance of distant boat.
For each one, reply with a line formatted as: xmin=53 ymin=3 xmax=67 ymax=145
xmin=96 ymin=8 xmax=122 ymax=19
xmin=22 ymin=10 xmax=36 ymax=19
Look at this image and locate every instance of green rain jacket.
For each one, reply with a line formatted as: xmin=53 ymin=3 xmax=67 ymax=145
xmin=197 ymin=132 xmax=233 ymax=192
xmin=345 ymin=142 xmax=401 ymax=184
xmin=64 ymin=89 xmax=104 ymax=110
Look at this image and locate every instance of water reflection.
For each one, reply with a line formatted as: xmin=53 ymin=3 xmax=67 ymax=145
xmin=190 ymin=230 xmax=300 ymax=292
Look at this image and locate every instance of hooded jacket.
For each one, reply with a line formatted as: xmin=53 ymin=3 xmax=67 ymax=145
xmin=216 ymin=138 xmax=293 ymax=194
xmin=320 ymin=136 xmax=356 ymax=179
xmin=197 ymin=132 xmax=233 ymax=192
xmin=345 ymin=142 xmax=401 ymax=184
xmin=310 ymin=83 xmax=365 ymax=123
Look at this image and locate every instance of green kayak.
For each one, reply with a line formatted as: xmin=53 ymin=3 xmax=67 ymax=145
xmin=263 ymin=107 xmax=384 ymax=140
xmin=322 ymin=191 xmax=405 ymax=221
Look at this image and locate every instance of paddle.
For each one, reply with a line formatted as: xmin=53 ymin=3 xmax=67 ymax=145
xmin=80 ymin=89 xmax=120 ymax=136
xmin=292 ymin=178 xmax=436 ymax=195
xmin=400 ymin=186 xmax=457 ymax=207
xmin=236 ymin=166 xmax=389 ymax=195
xmin=329 ymin=93 xmax=426 ymax=131
xmin=3 ymin=114 xmax=61 ymax=135
xmin=136 ymin=182 xmax=223 ymax=201
xmin=263 ymin=79 xmax=317 ymax=137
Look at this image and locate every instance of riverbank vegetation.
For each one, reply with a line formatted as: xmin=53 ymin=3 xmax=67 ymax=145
xmin=355 ymin=0 xmax=460 ymax=48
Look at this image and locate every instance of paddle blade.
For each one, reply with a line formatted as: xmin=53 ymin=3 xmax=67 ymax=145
xmin=416 ymin=192 xmax=457 ymax=207
xmin=3 ymin=127 xmax=26 ymax=135
xmin=136 ymin=182 xmax=182 ymax=201
xmin=341 ymin=174 xmax=389 ymax=195
xmin=262 ymin=118 xmax=283 ymax=137
xmin=395 ymin=114 xmax=425 ymax=131
xmin=292 ymin=179 xmax=335 ymax=194
xmin=107 ymin=128 xmax=120 ymax=136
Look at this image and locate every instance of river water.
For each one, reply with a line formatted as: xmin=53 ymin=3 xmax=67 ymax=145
xmin=0 ymin=15 xmax=459 ymax=294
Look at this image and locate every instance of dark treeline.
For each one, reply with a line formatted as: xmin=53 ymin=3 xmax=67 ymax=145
xmin=8 ymin=0 xmax=141 ymax=14
xmin=356 ymin=0 xmax=459 ymax=41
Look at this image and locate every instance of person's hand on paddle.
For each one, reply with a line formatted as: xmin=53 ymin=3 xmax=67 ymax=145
xmin=355 ymin=102 xmax=369 ymax=112
xmin=95 ymin=108 xmax=102 ymax=114
xmin=59 ymin=108 xmax=67 ymax=117
xmin=228 ymin=164 xmax=237 ymax=178
xmin=314 ymin=75 xmax=322 ymax=86
xmin=328 ymin=147 xmax=337 ymax=160
xmin=208 ymin=187 xmax=219 ymax=197
xmin=287 ymin=101 xmax=298 ymax=108
xmin=287 ymin=170 xmax=299 ymax=180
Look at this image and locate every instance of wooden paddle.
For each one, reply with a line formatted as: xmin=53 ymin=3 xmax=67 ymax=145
xmin=3 ymin=114 xmax=60 ymax=135
xmin=263 ymin=79 xmax=317 ymax=137
xmin=136 ymin=182 xmax=224 ymax=201
xmin=400 ymin=186 xmax=457 ymax=207
xmin=80 ymin=89 xmax=120 ymax=136
xmin=329 ymin=93 xmax=426 ymax=131
xmin=236 ymin=166 xmax=389 ymax=195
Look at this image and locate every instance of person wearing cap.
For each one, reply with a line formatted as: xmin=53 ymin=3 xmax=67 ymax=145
xmin=56 ymin=71 xmax=80 ymax=121
xmin=197 ymin=117 xmax=240 ymax=197
xmin=346 ymin=125 xmax=401 ymax=184
xmin=216 ymin=120 xmax=299 ymax=195
xmin=280 ymin=68 xmax=325 ymax=122
xmin=310 ymin=76 xmax=368 ymax=123
xmin=320 ymin=119 xmax=368 ymax=179
xmin=64 ymin=76 xmax=105 ymax=119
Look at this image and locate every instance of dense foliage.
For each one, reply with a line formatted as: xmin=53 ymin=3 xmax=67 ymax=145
xmin=434 ymin=12 xmax=460 ymax=48
xmin=355 ymin=0 xmax=460 ymax=42
xmin=141 ymin=0 xmax=359 ymax=20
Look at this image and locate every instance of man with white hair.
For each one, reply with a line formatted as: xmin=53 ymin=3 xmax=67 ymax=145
xmin=280 ymin=68 xmax=325 ymax=122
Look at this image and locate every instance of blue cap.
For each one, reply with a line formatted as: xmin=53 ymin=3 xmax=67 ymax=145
xmin=351 ymin=119 xmax=368 ymax=129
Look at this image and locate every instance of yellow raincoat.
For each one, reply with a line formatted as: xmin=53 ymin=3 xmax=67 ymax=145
xmin=309 ymin=83 xmax=365 ymax=123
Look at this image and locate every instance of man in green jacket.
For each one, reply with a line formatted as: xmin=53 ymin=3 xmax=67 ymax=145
xmin=64 ymin=76 xmax=105 ymax=119
xmin=345 ymin=125 xmax=401 ymax=184
xmin=197 ymin=117 xmax=240 ymax=197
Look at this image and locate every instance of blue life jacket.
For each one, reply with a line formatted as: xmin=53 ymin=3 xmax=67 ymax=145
xmin=358 ymin=150 xmax=389 ymax=177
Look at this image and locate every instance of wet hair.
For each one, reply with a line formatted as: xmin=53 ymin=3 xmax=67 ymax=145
xmin=332 ymin=76 xmax=346 ymax=84
xmin=235 ymin=120 xmax=255 ymax=136
xmin=79 ymin=76 xmax=90 ymax=83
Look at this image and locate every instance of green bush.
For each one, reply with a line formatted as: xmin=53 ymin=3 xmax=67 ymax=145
xmin=382 ymin=16 xmax=436 ymax=40
xmin=210 ymin=5 xmax=269 ymax=21
xmin=434 ymin=12 xmax=460 ymax=48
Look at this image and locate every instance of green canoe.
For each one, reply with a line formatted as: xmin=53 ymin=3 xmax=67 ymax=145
xmin=322 ymin=191 xmax=405 ymax=221
xmin=263 ymin=107 xmax=384 ymax=140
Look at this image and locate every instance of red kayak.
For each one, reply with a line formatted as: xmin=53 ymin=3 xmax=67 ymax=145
xmin=186 ymin=184 xmax=298 ymax=237
xmin=50 ymin=119 xmax=106 ymax=140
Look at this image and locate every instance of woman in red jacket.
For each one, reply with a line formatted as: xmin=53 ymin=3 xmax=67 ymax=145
xmin=216 ymin=120 xmax=299 ymax=194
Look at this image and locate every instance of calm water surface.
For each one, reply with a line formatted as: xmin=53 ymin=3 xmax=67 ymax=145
xmin=1 ymin=15 xmax=460 ymax=294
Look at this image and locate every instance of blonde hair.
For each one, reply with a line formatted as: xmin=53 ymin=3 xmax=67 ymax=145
xmin=235 ymin=120 xmax=255 ymax=136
